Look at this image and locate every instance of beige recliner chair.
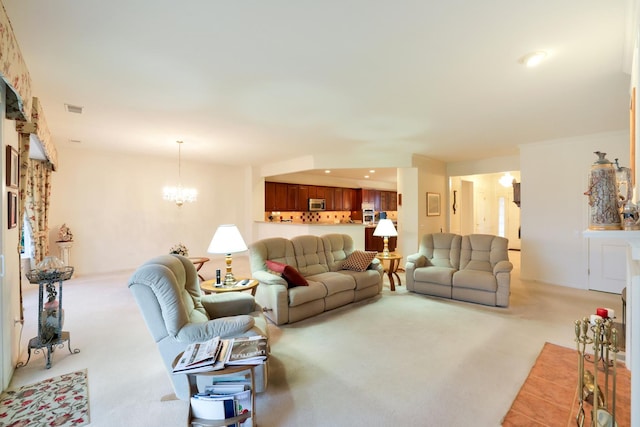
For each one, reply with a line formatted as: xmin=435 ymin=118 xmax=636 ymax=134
xmin=128 ymin=254 xmax=268 ymax=400
xmin=452 ymin=234 xmax=513 ymax=307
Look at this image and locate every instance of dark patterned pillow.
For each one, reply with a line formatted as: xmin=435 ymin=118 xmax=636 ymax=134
xmin=341 ymin=251 xmax=377 ymax=272
xmin=265 ymin=260 xmax=308 ymax=287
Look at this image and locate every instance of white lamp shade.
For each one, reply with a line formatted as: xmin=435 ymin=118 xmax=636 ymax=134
xmin=373 ymin=219 xmax=397 ymax=237
xmin=207 ymin=224 xmax=248 ymax=254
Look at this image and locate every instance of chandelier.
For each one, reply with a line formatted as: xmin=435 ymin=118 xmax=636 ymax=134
xmin=163 ymin=140 xmax=197 ymax=206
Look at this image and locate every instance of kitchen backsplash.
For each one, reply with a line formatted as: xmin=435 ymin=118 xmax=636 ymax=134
xmin=265 ymin=211 xmax=397 ymax=224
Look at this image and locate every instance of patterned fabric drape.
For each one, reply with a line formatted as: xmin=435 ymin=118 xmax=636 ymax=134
xmin=15 ymin=97 xmax=57 ymax=170
xmin=24 ymin=159 xmax=53 ymax=264
xmin=0 ymin=3 xmax=32 ymax=120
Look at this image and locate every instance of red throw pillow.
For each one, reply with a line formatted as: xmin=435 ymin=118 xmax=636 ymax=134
xmin=266 ymin=260 xmax=286 ymax=274
xmin=282 ymin=265 xmax=308 ymax=287
xmin=265 ymin=260 xmax=308 ymax=287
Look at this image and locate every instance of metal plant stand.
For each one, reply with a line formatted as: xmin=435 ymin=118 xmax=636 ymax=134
xmin=17 ymin=266 xmax=80 ymax=369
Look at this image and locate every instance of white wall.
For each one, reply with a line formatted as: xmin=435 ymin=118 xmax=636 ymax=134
xmin=48 ymin=147 xmax=252 ymax=276
xmin=1 ymin=86 xmax=23 ymax=388
xmin=520 ymin=130 xmax=628 ymax=288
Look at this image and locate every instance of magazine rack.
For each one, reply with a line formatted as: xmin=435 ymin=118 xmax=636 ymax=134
xmin=172 ymin=355 xmax=258 ymax=427
xmin=18 ymin=267 xmax=80 ymax=369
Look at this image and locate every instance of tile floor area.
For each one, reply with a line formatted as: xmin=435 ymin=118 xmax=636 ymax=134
xmin=502 ymin=342 xmax=630 ymax=426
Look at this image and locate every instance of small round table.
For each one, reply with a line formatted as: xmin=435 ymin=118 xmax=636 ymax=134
xmin=200 ymin=279 xmax=259 ymax=296
xmin=375 ymin=253 xmax=402 ymax=291
xmin=188 ymin=257 xmax=210 ymax=281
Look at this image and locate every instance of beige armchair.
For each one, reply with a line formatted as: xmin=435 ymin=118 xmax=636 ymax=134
xmin=128 ymin=254 xmax=268 ymax=400
xmin=405 ymin=233 xmax=461 ymax=298
xmin=452 ymin=234 xmax=513 ymax=307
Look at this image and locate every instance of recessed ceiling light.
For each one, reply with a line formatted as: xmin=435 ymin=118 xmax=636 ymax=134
xmin=519 ymin=51 xmax=547 ymax=67
xmin=364 ymin=175 xmax=370 ymax=179
xmin=324 ymin=170 xmax=331 ymax=174
xmin=64 ymin=103 xmax=84 ymax=114
xmin=369 ymin=170 xmax=375 ymax=173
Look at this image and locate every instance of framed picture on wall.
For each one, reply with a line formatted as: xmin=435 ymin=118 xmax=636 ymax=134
xmin=5 ymin=145 xmax=19 ymax=188
xmin=8 ymin=191 xmax=17 ymax=229
xmin=427 ymin=192 xmax=440 ymax=216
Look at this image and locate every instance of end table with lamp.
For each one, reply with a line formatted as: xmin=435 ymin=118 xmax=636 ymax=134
xmin=200 ymin=278 xmax=259 ymax=296
xmin=375 ymin=253 xmax=403 ymax=291
xmin=207 ymin=224 xmax=248 ymax=287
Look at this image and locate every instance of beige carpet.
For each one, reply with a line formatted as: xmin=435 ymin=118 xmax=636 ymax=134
xmin=8 ymin=252 xmax=626 ymax=426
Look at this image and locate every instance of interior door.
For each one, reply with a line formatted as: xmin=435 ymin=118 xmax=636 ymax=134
xmin=588 ymin=238 xmax=627 ymax=294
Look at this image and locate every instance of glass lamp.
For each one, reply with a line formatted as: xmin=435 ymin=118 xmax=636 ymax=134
xmin=207 ymin=224 xmax=248 ymax=286
xmin=373 ymin=219 xmax=398 ymax=257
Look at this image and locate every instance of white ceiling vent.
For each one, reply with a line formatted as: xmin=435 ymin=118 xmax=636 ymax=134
xmin=64 ymin=103 xmax=83 ymax=114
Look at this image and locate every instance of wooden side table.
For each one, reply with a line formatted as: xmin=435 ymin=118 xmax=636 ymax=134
xmin=172 ymin=354 xmax=258 ymax=427
xmin=200 ymin=279 xmax=259 ymax=296
xmin=188 ymin=257 xmax=210 ymax=281
xmin=375 ymin=253 xmax=402 ymax=291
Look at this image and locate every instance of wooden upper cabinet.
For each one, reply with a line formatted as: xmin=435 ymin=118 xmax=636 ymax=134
xmin=265 ymin=182 xmax=396 ymax=212
xmin=265 ymin=181 xmax=276 ymax=211
xmin=265 ymin=182 xmax=288 ymax=211
xmin=333 ymin=187 xmax=343 ymax=211
xmin=297 ymin=185 xmax=309 ymax=211
xmin=324 ymin=187 xmax=334 ymax=210
xmin=308 ymin=186 xmax=317 ymax=199
xmin=389 ymin=191 xmax=397 ymax=210
xmin=342 ymin=188 xmax=353 ymax=211
xmin=373 ymin=190 xmax=381 ymax=211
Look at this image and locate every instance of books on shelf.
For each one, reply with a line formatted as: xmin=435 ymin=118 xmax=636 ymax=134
xmin=192 ymin=383 xmax=253 ymax=427
xmin=172 ymin=337 xmax=231 ymax=374
xmin=227 ymin=336 xmax=268 ymax=365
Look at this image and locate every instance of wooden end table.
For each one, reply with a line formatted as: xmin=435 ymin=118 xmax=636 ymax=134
xmin=375 ymin=253 xmax=402 ymax=291
xmin=188 ymin=257 xmax=210 ymax=281
xmin=200 ymin=279 xmax=259 ymax=296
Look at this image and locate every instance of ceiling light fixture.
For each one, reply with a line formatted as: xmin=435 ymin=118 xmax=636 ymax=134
xmin=499 ymin=172 xmax=515 ymax=187
xmin=325 ymin=170 xmax=331 ymax=174
xmin=163 ymin=140 xmax=197 ymax=207
xmin=519 ymin=51 xmax=547 ymax=67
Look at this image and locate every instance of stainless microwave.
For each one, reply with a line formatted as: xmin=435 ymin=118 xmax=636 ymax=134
xmin=308 ymin=198 xmax=326 ymax=211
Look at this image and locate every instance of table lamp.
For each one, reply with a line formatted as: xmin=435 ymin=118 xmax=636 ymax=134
xmin=207 ymin=224 xmax=248 ymax=286
xmin=373 ymin=219 xmax=397 ymax=257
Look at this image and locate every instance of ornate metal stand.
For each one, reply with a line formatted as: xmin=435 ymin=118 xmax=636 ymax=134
xmin=17 ymin=267 xmax=80 ymax=369
xmin=575 ymin=317 xmax=620 ymax=427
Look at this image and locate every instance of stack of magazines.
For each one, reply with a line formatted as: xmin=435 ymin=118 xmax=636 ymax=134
xmin=173 ymin=335 xmax=268 ymax=374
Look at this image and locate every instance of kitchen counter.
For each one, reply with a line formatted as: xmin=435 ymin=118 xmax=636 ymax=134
xmin=254 ymin=221 xmax=365 ymax=249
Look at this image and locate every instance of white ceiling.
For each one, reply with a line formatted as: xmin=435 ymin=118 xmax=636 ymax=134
xmin=2 ymin=1 xmax=632 ymax=184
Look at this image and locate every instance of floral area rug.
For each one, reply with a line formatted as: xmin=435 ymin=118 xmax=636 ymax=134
xmin=0 ymin=369 xmax=89 ymax=427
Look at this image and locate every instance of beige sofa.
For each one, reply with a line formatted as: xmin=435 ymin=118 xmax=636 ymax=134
xmin=405 ymin=233 xmax=513 ymax=307
xmin=249 ymin=234 xmax=384 ymax=325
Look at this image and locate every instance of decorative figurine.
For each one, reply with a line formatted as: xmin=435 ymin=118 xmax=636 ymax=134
xmin=57 ymin=223 xmax=73 ymax=242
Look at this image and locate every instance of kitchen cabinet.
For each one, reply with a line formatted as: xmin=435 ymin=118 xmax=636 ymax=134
xmin=343 ymin=188 xmax=354 ymax=211
xmin=334 ymin=188 xmax=343 ymax=211
xmin=315 ymin=186 xmax=327 ymax=200
xmin=265 ymin=182 xmax=288 ymax=211
xmin=364 ymin=227 xmax=397 ymax=252
xmin=297 ymin=185 xmax=309 ymax=211
xmin=265 ymin=183 xmax=396 ymax=213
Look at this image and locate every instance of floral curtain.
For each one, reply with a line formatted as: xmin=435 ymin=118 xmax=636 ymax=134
xmin=0 ymin=3 xmax=32 ymax=121
xmin=23 ymin=159 xmax=53 ymax=264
